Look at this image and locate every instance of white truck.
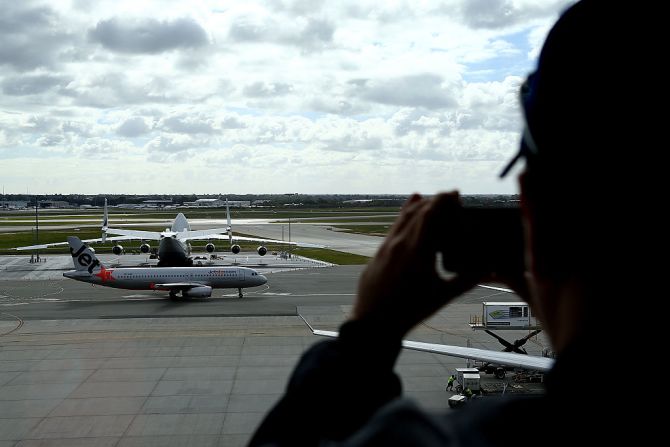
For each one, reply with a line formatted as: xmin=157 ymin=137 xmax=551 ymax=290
xmin=454 ymin=367 xmax=481 ymax=393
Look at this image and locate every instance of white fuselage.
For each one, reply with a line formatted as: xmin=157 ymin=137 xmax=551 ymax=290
xmin=64 ymin=266 xmax=267 ymax=291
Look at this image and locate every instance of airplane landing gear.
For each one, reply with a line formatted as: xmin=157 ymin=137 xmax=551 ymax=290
xmin=169 ymin=290 xmax=184 ymax=300
xmin=238 ymin=288 xmax=243 ymax=299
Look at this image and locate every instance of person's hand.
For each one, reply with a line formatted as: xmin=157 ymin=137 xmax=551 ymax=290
xmin=351 ymin=192 xmax=482 ymax=340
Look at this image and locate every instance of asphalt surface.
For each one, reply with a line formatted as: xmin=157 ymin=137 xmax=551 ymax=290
xmin=0 ymin=249 xmax=548 ymax=446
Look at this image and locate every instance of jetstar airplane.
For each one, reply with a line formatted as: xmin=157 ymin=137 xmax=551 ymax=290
xmin=17 ymin=199 xmax=323 ymax=266
xmin=63 ymin=236 xmax=267 ymax=298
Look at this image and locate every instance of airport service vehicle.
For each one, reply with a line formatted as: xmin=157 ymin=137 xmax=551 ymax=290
xmin=454 ymin=368 xmax=481 ymax=393
xmin=63 ymin=236 xmax=267 ymax=298
xmin=448 ymin=394 xmax=468 ymax=408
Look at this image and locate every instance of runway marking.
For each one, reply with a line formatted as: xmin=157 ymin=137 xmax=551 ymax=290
xmin=0 ymin=312 xmax=24 ymax=336
xmin=0 ymin=286 xmax=65 ymax=301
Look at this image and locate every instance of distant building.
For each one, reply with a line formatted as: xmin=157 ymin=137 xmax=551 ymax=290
xmin=0 ymin=200 xmax=28 ymax=209
xmin=342 ymin=199 xmax=373 ymax=204
xmin=40 ymin=200 xmax=71 ymax=208
xmin=184 ymin=199 xmax=250 ymax=208
xmin=142 ymin=200 xmax=173 ymax=208
xmin=227 ymin=200 xmax=250 ymax=208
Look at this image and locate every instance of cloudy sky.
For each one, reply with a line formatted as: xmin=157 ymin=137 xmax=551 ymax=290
xmin=0 ymin=0 xmax=572 ymax=195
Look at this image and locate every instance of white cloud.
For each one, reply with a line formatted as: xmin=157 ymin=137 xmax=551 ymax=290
xmin=0 ymin=0 xmax=572 ymax=194
xmin=160 ymin=114 xmax=217 ymax=134
xmin=0 ymin=3 xmax=76 ymax=71
xmin=117 ymin=117 xmax=150 ymax=137
xmin=88 ymin=17 xmax=209 ymax=54
xmin=350 ymin=74 xmax=458 ymax=110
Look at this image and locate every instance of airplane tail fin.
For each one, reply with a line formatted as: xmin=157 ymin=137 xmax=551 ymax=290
xmin=102 ymin=198 xmax=108 ymax=243
xmin=172 ymin=213 xmax=190 ymax=232
xmin=67 ymin=236 xmax=103 ymax=273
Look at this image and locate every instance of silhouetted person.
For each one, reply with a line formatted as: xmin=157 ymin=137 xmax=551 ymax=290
xmin=249 ymin=1 xmax=649 ymax=445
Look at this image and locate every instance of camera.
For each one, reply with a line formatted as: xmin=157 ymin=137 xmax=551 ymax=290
xmin=439 ymin=207 xmax=524 ymax=276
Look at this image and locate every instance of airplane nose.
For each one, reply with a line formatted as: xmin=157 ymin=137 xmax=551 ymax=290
xmin=258 ymin=274 xmax=267 ymax=285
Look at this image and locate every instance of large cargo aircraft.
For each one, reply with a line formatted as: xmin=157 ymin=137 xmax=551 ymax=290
xmin=64 ymin=236 xmax=267 ymax=298
xmin=17 ymin=199 xmax=322 ymax=266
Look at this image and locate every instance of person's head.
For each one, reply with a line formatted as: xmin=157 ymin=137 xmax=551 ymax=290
xmin=501 ymin=0 xmax=646 ymax=347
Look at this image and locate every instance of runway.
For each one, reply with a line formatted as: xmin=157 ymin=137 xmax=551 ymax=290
xmin=0 ymin=253 xmax=546 ymax=446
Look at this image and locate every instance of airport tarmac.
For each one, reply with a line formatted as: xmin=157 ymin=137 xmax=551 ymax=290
xmin=1 ymin=253 xmax=549 ymax=446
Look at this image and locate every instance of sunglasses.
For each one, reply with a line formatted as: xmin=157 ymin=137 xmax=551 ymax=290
xmin=499 ymin=72 xmax=540 ymax=178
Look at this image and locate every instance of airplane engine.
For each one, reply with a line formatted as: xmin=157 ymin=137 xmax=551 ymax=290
xmin=112 ymin=245 xmax=124 ymax=255
xmin=183 ymin=286 xmax=212 ymax=298
xmin=205 ymin=243 xmax=216 ymax=253
xmin=231 ymin=245 xmax=241 ymax=254
xmin=139 ymin=243 xmax=151 ymax=254
xmin=257 ymin=246 xmax=267 ymax=256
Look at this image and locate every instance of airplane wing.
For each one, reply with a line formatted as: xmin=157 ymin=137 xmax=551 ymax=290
xmin=312 ymin=329 xmax=554 ymax=372
xmin=103 ymin=227 xmax=163 ymax=240
xmin=177 ymin=228 xmax=230 ymax=241
xmin=16 ymin=240 xmax=94 ymax=251
xmin=181 ymin=199 xmax=324 ymax=248
xmin=185 ymin=232 xmax=325 ymax=248
xmin=229 ymin=235 xmax=324 ymax=248
xmin=16 ymin=234 xmax=157 ymax=251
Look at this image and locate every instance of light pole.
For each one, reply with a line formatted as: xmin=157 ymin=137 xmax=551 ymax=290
xmin=34 ymin=197 xmax=40 ymax=262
